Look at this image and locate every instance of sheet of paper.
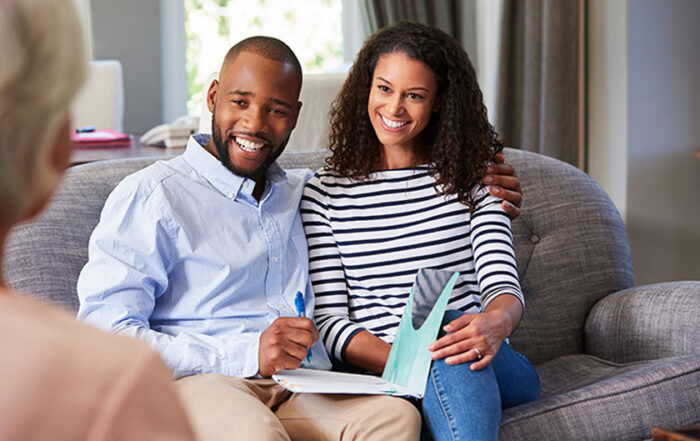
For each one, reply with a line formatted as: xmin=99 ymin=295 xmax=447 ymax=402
xmin=272 ymin=368 xmax=419 ymax=398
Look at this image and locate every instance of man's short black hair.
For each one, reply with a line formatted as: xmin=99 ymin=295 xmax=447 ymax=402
xmin=222 ymin=36 xmax=302 ymax=81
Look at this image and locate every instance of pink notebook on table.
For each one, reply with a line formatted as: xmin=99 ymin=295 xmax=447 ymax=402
xmin=71 ymin=129 xmax=132 ymax=148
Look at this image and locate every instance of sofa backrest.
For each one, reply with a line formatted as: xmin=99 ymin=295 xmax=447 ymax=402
xmin=505 ymin=148 xmax=633 ymax=363
xmin=3 ymin=148 xmax=633 ymax=364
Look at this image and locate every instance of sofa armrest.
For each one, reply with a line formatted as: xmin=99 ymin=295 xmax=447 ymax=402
xmin=584 ymin=281 xmax=700 ymax=363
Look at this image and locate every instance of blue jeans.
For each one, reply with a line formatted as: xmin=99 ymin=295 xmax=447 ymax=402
xmin=420 ymin=310 xmax=541 ymax=441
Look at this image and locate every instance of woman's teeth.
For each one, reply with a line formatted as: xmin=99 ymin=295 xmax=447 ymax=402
xmin=236 ymin=137 xmax=265 ymax=152
xmin=381 ymin=115 xmax=409 ymax=128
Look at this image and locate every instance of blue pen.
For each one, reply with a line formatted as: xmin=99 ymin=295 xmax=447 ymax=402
xmin=75 ymin=125 xmax=95 ymax=133
xmin=294 ymin=291 xmax=312 ymax=363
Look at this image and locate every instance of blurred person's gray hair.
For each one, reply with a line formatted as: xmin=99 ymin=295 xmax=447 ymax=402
xmin=0 ymin=0 xmax=87 ymax=225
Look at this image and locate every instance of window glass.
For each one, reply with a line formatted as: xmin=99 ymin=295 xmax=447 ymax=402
xmin=185 ymin=0 xmax=343 ymax=115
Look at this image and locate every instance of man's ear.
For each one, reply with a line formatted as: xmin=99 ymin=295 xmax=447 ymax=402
xmin=206 ymin=79 xmax=219 ymax=113
xmin=291 ymin=100 xmax=303 ymax=129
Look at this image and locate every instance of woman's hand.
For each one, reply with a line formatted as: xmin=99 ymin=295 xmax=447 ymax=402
xmin=482 ymin=152 xmax=523 ymax=220
xmin=428 ymin=295 xmax=522 ymax=371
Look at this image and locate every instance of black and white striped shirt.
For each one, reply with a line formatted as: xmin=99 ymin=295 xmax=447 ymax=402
xmin=300 ymin=166 xmax=523 ymax=362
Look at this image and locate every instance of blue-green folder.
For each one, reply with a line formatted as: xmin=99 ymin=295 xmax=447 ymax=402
xmin=381 ymin=269 xmax=460 ymax=397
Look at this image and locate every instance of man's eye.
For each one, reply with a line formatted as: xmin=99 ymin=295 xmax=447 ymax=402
xmin=271 ymin=108 xmax=288 ymax=116
xmin=232 ymin=100 xmax=247 ymax=107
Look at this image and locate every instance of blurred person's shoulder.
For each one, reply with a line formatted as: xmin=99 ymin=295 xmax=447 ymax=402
xmin=0 ymin=291 xmax=195 ymax=441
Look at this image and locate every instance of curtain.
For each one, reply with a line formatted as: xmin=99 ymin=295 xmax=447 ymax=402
xmin=362 ymin=0 xmax=462 ymax=39
xmin=72 ymin=0 xmax=93 ymax=60
xmin=496 ymin=0 xmax=585 ymax=168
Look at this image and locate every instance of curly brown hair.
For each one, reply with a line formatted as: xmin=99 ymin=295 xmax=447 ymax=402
xmin=326 ymin=21 xmax=502 ymax=208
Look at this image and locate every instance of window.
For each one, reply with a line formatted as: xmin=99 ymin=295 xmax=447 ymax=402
xmin=184 ymin=0 xmax=343 ymax=115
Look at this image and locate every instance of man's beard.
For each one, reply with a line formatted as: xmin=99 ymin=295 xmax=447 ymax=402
xmin=211 ymin=109 xmax=288 ymax=179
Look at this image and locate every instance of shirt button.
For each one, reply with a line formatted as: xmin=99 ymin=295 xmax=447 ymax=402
xmin=227 ymin=192 xmax=234 ymax=199
xmin=273 ymin=256 xmax=279 ymax=262
xmin=242 ymin=181 xmax=248 ymax=188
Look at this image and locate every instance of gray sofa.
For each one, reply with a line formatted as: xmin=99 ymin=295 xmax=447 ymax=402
xmin=5 ymin=147 xmax=700 ymax=440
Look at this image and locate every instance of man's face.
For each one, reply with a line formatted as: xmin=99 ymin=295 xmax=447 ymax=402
xmin=207 ymin=51 xmax=302 ymax=179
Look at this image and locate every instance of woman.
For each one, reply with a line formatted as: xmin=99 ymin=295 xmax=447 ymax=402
xmin=0 ymin=0 xmax=194 ymax=439
xmin=301 ymin=22 xmax=540 ymax=440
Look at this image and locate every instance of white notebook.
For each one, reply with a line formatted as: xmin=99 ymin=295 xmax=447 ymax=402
xmin=273 ymin=368 xmax=419 ymax=398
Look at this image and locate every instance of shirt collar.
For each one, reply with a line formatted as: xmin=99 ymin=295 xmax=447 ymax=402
xmin=183 ymin=134 xmax=287 ymax=200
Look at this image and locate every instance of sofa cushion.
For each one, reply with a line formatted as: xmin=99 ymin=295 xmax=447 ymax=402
xmin=500 ymin=353 xmax=700 ymax=440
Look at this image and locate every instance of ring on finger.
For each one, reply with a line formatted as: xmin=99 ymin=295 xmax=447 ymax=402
xmin=474 ymin=347 xmax=482 ymax=359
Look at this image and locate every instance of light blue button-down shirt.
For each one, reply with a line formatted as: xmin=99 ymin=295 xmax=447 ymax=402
xmin=77 ymin=134 xmax=332 ymax=379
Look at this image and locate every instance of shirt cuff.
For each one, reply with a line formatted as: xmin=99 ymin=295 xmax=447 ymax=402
xmin=224 ymin=332 xmax=261 ymax=378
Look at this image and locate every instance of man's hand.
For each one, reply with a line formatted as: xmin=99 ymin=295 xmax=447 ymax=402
xmin=258 ymin=317 xmax=318 ymax=377
xmin=483 ymin=152 xmax=523 ymax=220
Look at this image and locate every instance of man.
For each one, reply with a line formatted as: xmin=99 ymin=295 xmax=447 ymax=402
xmin=77 ymin=36 xmax=522 ymax=441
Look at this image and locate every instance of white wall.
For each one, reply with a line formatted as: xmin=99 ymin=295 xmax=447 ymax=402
xmin=91 ymin=0 xmax=162 ymax=134
xmin=588 ymin=0 xmax=700 ymax=284
xmin=625 ymin=0 xmax=700 ymax=284
xmin=476 ymin=0 xmax=503 ymax=126
xmin=587 ymin=0 xmax=628 ymax=220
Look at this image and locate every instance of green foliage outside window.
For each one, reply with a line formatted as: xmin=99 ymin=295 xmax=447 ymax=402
xmin=184 ymin=0 xmax=342 ymax=115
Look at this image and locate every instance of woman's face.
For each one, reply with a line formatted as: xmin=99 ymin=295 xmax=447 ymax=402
xmin=367 ymin=51 xmax=439 ymax=158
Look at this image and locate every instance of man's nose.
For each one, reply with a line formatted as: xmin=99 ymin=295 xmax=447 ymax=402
xmin=242 ymin=106 xmax=266 ymax=133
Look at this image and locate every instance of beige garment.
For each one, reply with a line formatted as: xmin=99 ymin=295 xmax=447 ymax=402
xmin=0 ymin=291 xmax=196 ymax=441
xmin=176 ymin=374 xmax=422 ymax=441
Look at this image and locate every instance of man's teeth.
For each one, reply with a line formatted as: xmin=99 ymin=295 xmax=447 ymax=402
xmin=236 ymin=137 xmax=265 ymax=152
xmin=381 ymin=115 xmax=409 ymax=128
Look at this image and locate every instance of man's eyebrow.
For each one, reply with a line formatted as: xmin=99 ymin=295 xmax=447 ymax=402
xmin=227 ymin=90 xmax=293 ymax=110
xmin=270 ymin=98 xmax=293 ymax=110
xmin=228 ymin=89 xmax=252 ymax=96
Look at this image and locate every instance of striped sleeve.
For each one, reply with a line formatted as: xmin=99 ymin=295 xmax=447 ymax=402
xmin=300 ymin=175 xmax=365 ymax=362
xmin=470 ymin=188 xmax=524 ymax=309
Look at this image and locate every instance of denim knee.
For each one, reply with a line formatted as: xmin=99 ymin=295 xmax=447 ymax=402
xmin=439 ymin=309 xmax=463 ymax=337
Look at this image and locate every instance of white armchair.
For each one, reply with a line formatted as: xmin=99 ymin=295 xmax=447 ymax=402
xmin=71 ymin=60 xmax=124 ymax=132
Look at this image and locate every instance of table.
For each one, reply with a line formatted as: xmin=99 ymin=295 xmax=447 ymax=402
xmin=70 ymin=136 xmax=184 ymax=165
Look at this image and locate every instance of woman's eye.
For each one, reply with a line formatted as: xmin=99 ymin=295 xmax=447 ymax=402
xmin=408 ymin=93 xmax=424 ymax=100
xmin=378 ymin=85 xmax=390 ymax=92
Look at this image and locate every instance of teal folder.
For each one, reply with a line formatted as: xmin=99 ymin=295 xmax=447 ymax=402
xmin=381 ymin=269 xmax=460 ymax=397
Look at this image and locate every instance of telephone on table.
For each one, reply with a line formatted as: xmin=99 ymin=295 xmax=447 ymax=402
xmin=140 ymin=115 xmax=199 ymax=149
